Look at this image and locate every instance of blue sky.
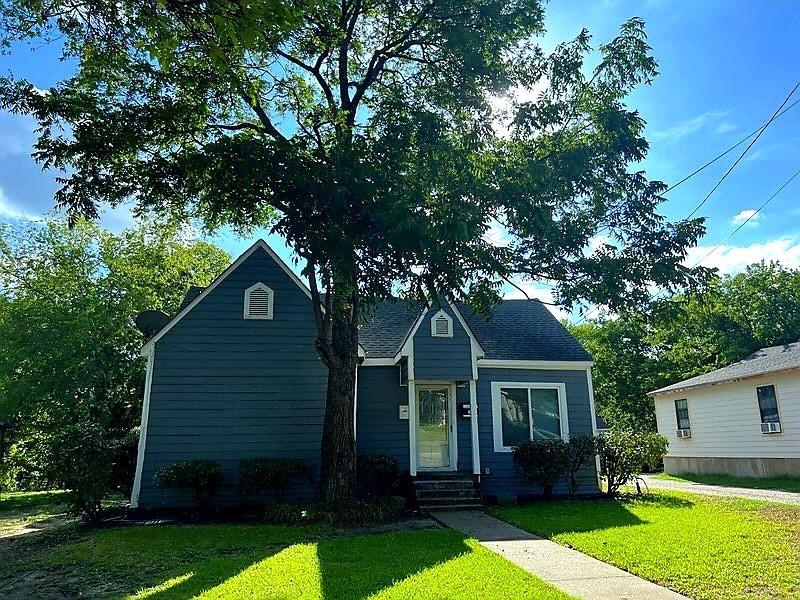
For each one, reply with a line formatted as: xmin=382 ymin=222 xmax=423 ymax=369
xmin=1 ymin=0 xmax=799 ymax=317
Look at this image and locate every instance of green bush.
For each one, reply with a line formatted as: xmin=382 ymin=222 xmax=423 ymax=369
xmin=154 ymin=460 xmax=224 ymax=507
xmin=513 ymin=439 xmax=569 ymax=497
xmin=356 ymin=454 xmax=400 ymax=498
xmin=238 ymin=458 xmax=314 ymax=501
xmin=262 ymin=496 xmax=404 ymax=526
xmin=565 ymin=435 xmax=597 ymax=496
xmin=596 ymin=429 xmax=668 ymax=496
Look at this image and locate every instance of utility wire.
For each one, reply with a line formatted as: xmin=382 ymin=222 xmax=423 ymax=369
xmin=684 ymin=81 xmax=800 ymax=219
xmin=664 ymin=98 xmax=800 ymax=194
xmin=688 ymin=167 xmax=800 ymax=268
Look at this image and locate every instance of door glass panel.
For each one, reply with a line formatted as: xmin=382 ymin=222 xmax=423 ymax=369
xmin=418 ymin=388 xmax=450 ymax=469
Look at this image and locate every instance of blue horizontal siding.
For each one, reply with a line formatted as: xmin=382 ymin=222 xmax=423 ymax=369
xmin=138 ymin=247 xmax=326 ymax=508
xmin=356 ymin=366 xmax=410 ymax=470
xmin=413 ymin=306 xmax=472 ymax=380
xmin=476 ymin=368 xmax=598 ymax=499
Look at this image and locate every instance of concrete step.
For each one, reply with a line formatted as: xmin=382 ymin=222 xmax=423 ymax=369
xmin=420 ymin=502 xmax=484 ymax=512
xmin=418 ymin=495 xmax=482 ymax=506
xmin=416 ymin=488 xmax=481 ymax=499
xmin=414 ymin=479 xmax=475 ymax=491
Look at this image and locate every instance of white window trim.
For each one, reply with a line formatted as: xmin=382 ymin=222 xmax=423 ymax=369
xmin=243 ymin=282 xmax=274 ymax=320
xmin=754 ymin=383 xmax=783 ymax=433
xmin=491 ymin=381 xmax=569 ymax=452
xmin=430 ymin=309 xmax=453 ymax=338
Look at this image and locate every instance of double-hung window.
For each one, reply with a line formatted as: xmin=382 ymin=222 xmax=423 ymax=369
xmin=756 ymin=385 xmax=781 ymax=433
xmin=491 ymin=382 xmax=569 ymax=451
xmin=674 ymin=399 xmax=690 ymax=430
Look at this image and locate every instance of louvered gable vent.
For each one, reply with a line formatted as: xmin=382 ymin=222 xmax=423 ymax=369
xmin=244 ymin=282 xmax=274 ymax=319
xmin=430 ymin=309 xmax=453 ymax=337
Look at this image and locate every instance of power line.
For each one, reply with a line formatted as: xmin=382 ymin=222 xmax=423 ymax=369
xmin=684 ymin=81 xmax=800 ymax=219
xmin=689 ymin=167 xmax=800 ymax=268
xmin=664 ymin=97 xmax=800 ymax=195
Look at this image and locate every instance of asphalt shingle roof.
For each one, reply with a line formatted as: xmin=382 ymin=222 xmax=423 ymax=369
xmin=651 ymin=341 xmax=800 ymax=395
xmin=165 ymin=288 xmax=591 ymax=363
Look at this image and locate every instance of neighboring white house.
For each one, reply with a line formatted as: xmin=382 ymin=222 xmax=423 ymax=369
xmin=650 ymin=342 xmax=800 ymax=478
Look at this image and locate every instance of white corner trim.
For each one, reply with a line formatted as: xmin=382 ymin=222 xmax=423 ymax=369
xmin=479 ymin=359 xmax=593 ymax=370
xmin=586 ymin=367 xmax=598 ymax=437
xmin=243 ymin=282 xmax=274 ymax=320
xmin=430 ymin=309 xmax=453 ymax=338
xmin=130 ymin=346 xmax=155 ymax=509
xmin=407 ymin=379 xmax=417 ymax=476
xmin=141 ymin=239 xmax=312 ymax=355
xmin=490 ymin=381 xmax=569 ymax=453
xmin=469 ymin=379 xmax=481 ymax=475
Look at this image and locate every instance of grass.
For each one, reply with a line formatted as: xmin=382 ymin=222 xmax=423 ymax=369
xmin=0 ymin=521 xmax=574 ymax=599
xmin=655 ymin=471 xmax=800 ymax=493
xmin=489 ymin=489 xmax=800 ymax=600
xmin=0 ymin=490 xmax=71 ymax=537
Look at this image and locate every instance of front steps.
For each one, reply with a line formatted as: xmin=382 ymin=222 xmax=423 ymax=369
xmin=414 ymin=474 xmax=482 ymax=511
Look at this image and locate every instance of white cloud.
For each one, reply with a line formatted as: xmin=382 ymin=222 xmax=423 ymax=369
xmin=0 ymin=188 xmax=37 ymax=221
xmin=651 ymin=110 xmax=729 ymax=141
xmin=714 ymin=120 xmax=737 ymax=135
xmin=731 ymin=209 xmax=761 ymax=226
xmin=686 ymin=238 xmax=800 ymax=275
xmin=489 ymin=78 xmax=551 ymax=138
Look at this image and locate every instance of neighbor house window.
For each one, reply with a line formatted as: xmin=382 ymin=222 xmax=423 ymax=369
xmin=244 ymin=282 xmax=274 ymax=319
xmin=430 ymin=309 xmax=453 ymax=337
xmin=491 ymin=382 xmax=569 ymax=451
xmin=756 ymin=385 xmax=780 ymax=424
xmin=674 ymin=399 xmax=690 ymax=430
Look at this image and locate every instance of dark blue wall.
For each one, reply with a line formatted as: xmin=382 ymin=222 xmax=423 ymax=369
xmin=475 ymin=367 xmax=598 ymax=498
xmin=412 ymin=305 xmax=473 ymax=380
xmin=356 ymin=366 xmax=410 ymax=470
xmin=138 ymin=247 xmax=327 ymax=508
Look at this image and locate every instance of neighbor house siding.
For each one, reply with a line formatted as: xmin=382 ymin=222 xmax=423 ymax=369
xmin=476 ymin=367 xmax=598 ymax=498
xmin=655 ymin=371 xmax=800 ymax=473
xmin=356 ymin=365 xmax=410 ymax=470
xmin=412 ymin=306 xmax=473 ymax=381
xmin=137 ymin=247 xmax=326 ymax=508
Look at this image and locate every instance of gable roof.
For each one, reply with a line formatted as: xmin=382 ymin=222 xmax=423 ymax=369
xmin=358 ymin=298 xmax=591 ymax=362
xmin=650 ymin=341 xmax=800 ymax=396
xmin=140 ymin=239 xmax=314 ymax=355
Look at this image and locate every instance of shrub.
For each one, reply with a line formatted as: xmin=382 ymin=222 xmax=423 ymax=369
xmin=596 ymin=429 xmax=668 ymax=496
xmin=356 ymin=454 xmax=400 ymax=498
xmin=238 ymin=458 xmax=314 ymax=501
xmin=154 ymin=460 xmax=224 ymax=507
xmin=565 ymin=435 xmax=597 ymax=496
xmin=262 ymin=496 xmax=404 ymax=526
xmin=513 ymin=439 xmax=569 ymax=497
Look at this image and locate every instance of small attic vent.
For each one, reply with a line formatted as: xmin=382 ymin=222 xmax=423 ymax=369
xmin=244 ymin=283 xmax=274 ymax=320
xmin=430 ymin=309 xmax=453 ymax=337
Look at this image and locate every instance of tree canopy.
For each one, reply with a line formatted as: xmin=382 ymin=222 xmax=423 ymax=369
xmin=0 ymin=218 xmax=229 ymax=517
xmin=0 ymin=0 xmax=709 ymax=500
xmin=571 ymin=262 xmax=800 ymax=431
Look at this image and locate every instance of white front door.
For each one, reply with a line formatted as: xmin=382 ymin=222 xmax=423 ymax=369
xmin=416 ymin=385 xmax=455 ymax=470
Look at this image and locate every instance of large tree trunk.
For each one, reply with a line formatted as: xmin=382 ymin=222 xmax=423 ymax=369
xmin=318 ymin=311 xmax=358 ymax=504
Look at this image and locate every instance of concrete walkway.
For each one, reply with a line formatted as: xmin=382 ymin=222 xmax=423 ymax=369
xmin=641 ymin=474 xmax=800 ymax=506
xmin=431 ymin=510 xmax=687 ymax=600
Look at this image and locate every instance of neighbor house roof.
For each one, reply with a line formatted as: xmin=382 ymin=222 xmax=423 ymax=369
xmin=650 ymin=341 xmax=800 ymax=396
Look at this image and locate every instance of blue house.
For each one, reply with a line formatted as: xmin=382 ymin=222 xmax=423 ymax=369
xmin=130 ymin=240 xmax=599 ymax=509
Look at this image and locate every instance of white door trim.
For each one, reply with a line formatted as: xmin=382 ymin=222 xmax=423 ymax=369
xmin=414 ymin=382 xmax=458 ymax=472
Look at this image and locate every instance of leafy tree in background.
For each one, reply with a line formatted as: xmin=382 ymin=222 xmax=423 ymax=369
xmin=572 ymin=262 xmax=800 ymax=431
xmin=0 ymin=1 xmax=708 ymax=501
xmin=0 ymin=219 xmax=229 ymax=519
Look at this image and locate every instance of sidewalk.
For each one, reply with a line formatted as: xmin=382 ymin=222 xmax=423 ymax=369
xmin=641 ymin=474 xmax=800 ymax=506
xmin=431 ymin=510 xmax=687 ymax=600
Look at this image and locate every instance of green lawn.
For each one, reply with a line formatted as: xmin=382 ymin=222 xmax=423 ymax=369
xmin=655 ymin=471 xmax=800 ymax=493
xmin=0 ymin=490 xmax=71 ymax=537
xmin=489 ymin=489 xmax=800 ymax=600
xmin=0 ymin=520 xmax=573 ymax=599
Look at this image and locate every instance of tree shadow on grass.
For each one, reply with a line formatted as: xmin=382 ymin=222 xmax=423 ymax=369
xmin=316 ymin=529 xmax=470 ymax=599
